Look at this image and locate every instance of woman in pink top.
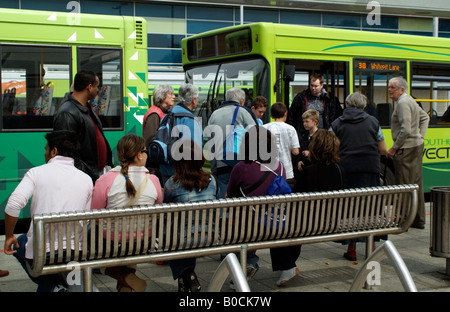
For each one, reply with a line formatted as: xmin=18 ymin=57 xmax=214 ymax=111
xmin=91 ymin=134 xmax=162 ymax=292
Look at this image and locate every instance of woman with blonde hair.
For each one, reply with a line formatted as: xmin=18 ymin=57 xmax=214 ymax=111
xmin=91 ymin=133 xmax=163 ymax=292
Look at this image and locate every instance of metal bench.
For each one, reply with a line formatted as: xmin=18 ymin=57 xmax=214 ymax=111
xmin=27 ymin=184 xmax=418 ymax=292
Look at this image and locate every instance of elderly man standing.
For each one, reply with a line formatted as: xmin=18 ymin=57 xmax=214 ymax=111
xmin=207 ymin=87 xmax=258 ymax=199
xmin=387 ymin=77 xmax=429 ymax=229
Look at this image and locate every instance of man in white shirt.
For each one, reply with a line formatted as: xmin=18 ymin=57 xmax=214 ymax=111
xmin=263 ymin=102 xmax=300 ymax=188
xmin=4 ymin=130 xmax=93 ymax=292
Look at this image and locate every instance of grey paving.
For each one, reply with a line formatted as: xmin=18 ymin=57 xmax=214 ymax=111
xmin=1 ymin=202 xmax=449 ymax=293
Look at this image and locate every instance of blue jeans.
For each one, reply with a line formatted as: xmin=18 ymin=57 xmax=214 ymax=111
xmin=216 ymin=171 xmax=231 ymax=199
xmin=13 ymin=234 xmax=66 ymax=292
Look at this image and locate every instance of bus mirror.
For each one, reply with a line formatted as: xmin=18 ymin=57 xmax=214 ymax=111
xmin=284 ymin=65 xmax=295 ymax=82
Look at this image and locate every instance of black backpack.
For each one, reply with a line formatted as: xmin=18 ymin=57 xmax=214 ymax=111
xmin=147 ymin=111 xmax=194 ymax=167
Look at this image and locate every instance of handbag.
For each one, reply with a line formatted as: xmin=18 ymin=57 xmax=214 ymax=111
xmin=223 ymin=106 xmax=246 ymax=167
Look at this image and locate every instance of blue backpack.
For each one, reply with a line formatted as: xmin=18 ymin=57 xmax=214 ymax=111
xmin=222 ymin=106 xmax=247 ymax=167
xmin=240 ymin=162 xmax=292 ymax=229
xmin=148 ymin=110 xmax=194 ymax=166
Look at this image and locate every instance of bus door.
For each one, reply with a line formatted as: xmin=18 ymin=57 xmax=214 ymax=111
xmin=276 ymin=59 xmax=348 ymax=113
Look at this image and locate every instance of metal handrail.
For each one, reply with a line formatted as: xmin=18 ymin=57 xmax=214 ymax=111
xmin=207 ymin=253 xmax=250 ymax=292
xmin=349 ymin=240 xmax=417 ymax=292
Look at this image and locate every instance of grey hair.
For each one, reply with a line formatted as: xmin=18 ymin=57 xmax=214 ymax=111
xmin=345 ymin=92 xmax=367 ymax=110
xmin=389 ymin=77 xmax=409 ymax=92
xmin=153 ymin=84 xmax=174 ymax=107
xmin=178 ymin=83 xmax=199 ymax=105
xmin=226 ymin=87 xmax=246 ymax=103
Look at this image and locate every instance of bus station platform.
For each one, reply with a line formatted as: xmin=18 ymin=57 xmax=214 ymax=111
xmin=1 ymin=203 xmax=449 ymax=294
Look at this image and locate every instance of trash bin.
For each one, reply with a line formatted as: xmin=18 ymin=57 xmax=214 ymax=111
xmin=430 ymin=187 xmax=450 ymax=276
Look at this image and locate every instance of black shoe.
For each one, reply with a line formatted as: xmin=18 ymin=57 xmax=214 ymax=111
xmin=178 ymin=269 xmax=201 ymax=292
xmin=178 ymin=275 xmax=188 ymax=292
xmin=186 ymin=270 xmax=201 ymax=292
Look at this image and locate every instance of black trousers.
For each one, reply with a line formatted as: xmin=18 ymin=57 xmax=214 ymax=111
xmin=270 ymin=245 xmax=302 ymax=271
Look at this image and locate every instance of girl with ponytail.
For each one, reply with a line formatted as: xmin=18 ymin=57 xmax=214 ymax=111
xmin=91 ymin=133 xmax=163 ymax=292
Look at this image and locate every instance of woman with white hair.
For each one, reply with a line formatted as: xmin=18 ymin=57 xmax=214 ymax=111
xmin=143 ymin=84 xmax=175 ymax=147
xmin=330 ymin=92 xmax=387 ymax=261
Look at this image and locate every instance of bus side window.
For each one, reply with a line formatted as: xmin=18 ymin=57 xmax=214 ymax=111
xmin=1 ymin=44 xmax=71 ymax=130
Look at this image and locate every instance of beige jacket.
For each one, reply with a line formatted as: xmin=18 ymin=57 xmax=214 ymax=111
xmin=391 ymin=93 xmax=429 ymax=150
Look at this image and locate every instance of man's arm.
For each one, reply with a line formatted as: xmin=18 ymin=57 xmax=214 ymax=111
xmin=418 ymin=107 xmax=430 ymax=139
xmin=4 ymin=213 xmax=19 ymax=255
xmin=3 ymin=170 xmax=35 ymax=254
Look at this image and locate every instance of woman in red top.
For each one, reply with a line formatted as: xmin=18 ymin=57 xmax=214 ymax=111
xmin=143 ymin=84 xmax=175 ymax=147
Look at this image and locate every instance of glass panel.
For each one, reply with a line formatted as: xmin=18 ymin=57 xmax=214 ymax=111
xmin=323 ymin=13 xmax=361 ymax=28
xmin=439 ymin=19 xmax=450 ymax=32
xmin=1 ymin=45 xmax=71 ymax=130
xmin=148 ymin=48 xmax=182 ymax=65
xmin=185 ymin=58 xmax=270 ymax=127
xmin=280 ymin=11 xmax=321 ymax=26
xmin=187 ymin=20 xmax=234 ymax=35
xmin=78 ymin=47 xmax=122 ymax=129
xmin=21 ymin=0 xmax=70 ymax=11
xmin=411 ymin=62 xmax=450 ymax=126
xmin=353 ymin=58 xmax=406 ymax=127
xmin=80 ymin=0 xmax=134 ymax=16
xmin=187 ymin=5 xmax=233 ymax=21
xmin=244 ymin=8 xmax=278 ymax=23
xmin=362 ymin=15 xmax=398 ymax=29
xmin=187 ymin=28 xmax=251 ymax=61
xmin=148 ymin=34 xmax=184 ymax=49
xmin=136 ymin=3 xmax=185 ymax=18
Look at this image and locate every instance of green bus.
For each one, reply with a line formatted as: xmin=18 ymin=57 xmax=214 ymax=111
xmin=181 ymin=22 xmax=450 ymax=195
xmin=0 ymin=8 xmax=149 ymax=233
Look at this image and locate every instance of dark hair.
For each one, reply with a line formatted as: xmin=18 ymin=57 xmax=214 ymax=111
xmin=73 ymin=70 xmax=97 ymax=92
xmin=117 ymin=134 xmax=145 ymax=198
xmin=45 ymin=130 xmax=80 ymax=158
xmin=172 ymin=140 xmax=211 ymax=192
xmin=310 ymin=73 xmax=324 ymax=84
xmin=241 ymin=125 xmax=276 ymax=164
xmin=270 ymin=102 xmax=287 ymax=119
xmin=251 ymin=96 xmax=269 ymax=109
xmin=308 ymin=129 xmax=340 ymax=165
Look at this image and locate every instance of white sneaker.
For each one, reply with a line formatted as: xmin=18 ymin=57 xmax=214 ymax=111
xmin=52 ymin=284 xmax=67 ymax=292
xmin=276 ymin=267 xmax=300 ymax=287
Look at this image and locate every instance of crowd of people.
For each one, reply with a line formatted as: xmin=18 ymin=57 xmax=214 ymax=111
xmin=2 ymin=72 xmax=429 ymax=292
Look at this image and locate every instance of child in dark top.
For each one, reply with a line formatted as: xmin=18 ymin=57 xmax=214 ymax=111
xmin=298 ymin=109 xmax=319 ymax=172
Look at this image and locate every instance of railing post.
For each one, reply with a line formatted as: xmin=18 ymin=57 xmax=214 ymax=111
xmin=83 ymin=267 xmax=93 ymax=292
xmin=208 ymin=253 xmax=250 ymax=292
xmin=239 ymin=245 xmax=248 ymax=275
